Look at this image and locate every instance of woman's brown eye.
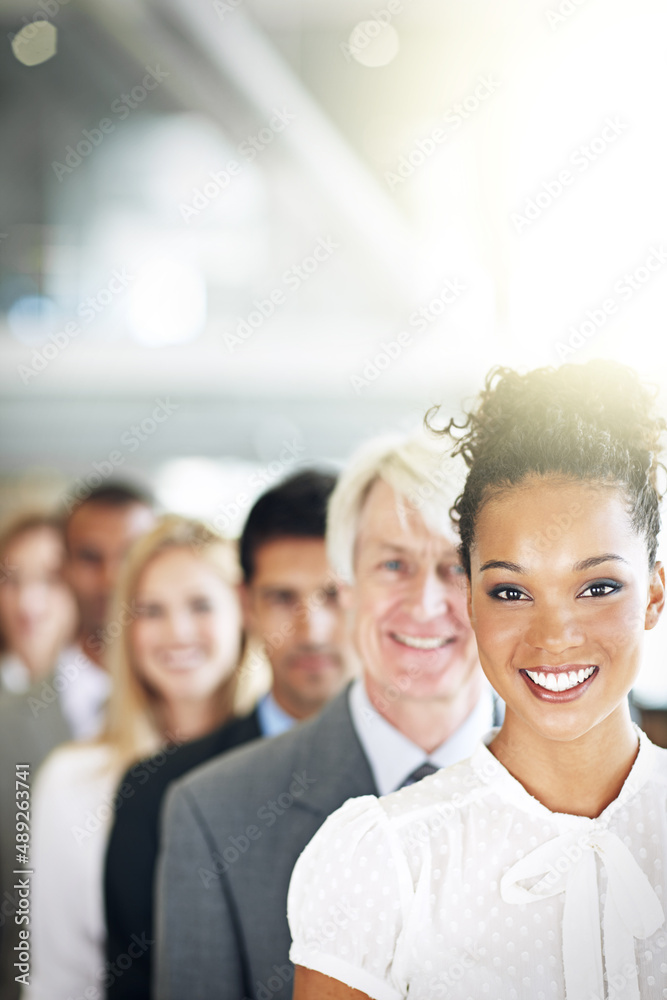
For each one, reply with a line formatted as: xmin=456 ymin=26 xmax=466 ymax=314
xmin=581 ymin=581 xmax=620 ymax=598
xmin=489 ymin=587 xmax=526 ymax=601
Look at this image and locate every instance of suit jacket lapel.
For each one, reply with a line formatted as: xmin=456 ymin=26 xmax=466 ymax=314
xmin=288 ymin=687 xmax=378 ymax=818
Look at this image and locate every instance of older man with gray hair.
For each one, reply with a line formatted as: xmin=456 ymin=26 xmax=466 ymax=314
xmin=154 ymin=431 xmax=501 ymax=1000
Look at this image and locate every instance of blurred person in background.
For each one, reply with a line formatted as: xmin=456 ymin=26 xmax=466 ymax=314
xmin=154 ymin=433 xmax=501 ymax=1000
xmin=0 ymin=514 xmax=77 ymax=693
xmin=59 ymin=482 xmax=156 ymax=739
xmin=0 ymin=483 xmax=155 ymax=1000
xmin=104 ymin=469 xmax=349 ymax=999
xmin=24 ymin=516 xmax=246 ymax=1000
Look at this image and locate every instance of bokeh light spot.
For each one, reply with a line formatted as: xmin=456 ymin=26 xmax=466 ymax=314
xmin=11 ymin=20 xmax=57 ymax=67
xmin=348 ymin=20 xmax=400 ymax=68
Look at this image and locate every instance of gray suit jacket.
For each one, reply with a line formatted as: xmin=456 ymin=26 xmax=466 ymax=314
xmin=155 ymin=687 xmax=377 ymax=1000
xmin=0 ymin=685 xmax=71 ymax=1000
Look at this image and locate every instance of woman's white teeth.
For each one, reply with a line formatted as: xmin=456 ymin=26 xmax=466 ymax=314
xmin=525 ymin=666 xmax=595 ymax=692
xmin=393 ymin=633 xmax=448 ymax=650
xmin=164 ymin=649 xmax=203 ymax=669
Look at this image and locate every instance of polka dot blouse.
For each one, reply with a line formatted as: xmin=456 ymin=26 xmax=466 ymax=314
xmin=288 ymin=729 xmax=667 ymax=1000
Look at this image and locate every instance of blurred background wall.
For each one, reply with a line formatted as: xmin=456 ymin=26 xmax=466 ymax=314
xmin=1 ymin=0 xmax=666 ymax=708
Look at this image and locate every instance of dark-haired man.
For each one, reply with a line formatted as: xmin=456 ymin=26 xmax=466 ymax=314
xmin=238 ymin=471 xmax=348 ymax=724
xmin=0 ymin=482 xmax=155 ymax=1000
xmin=103 ymin=469 xmax=350 ymax=999
xmin=57 ymin=483 xmax=156 ymax=736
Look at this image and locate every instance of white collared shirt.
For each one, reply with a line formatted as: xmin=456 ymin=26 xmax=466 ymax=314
xmin=0 ymin=653 xmax=31 ymax=693
xmin=348 ymin=677 xmax=496 ymax=795
xmin=289 ymin=729 xmax=667 ymax=1000
xmin=55 ymin=645 xmax=111 ymax=740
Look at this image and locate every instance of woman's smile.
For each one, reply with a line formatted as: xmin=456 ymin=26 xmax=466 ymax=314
xmin=521 ymin=664 xmax=598 ymax=698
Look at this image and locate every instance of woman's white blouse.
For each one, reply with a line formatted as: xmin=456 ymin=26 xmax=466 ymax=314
xmin=23 ymin=742 xmax=117 ymax=1000
xmin=288 ymin=730 xmax=667 ymax=1000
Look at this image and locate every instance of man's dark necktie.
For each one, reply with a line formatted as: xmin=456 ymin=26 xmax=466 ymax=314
xmin=400 ymin=762 xmax=438 ymax=788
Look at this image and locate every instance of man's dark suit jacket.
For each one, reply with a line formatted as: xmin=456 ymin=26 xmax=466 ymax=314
xmin=154 ymin=687 xmax=378 ymax=1000
xmin=103 ymin=709 xmax=262 ymax=999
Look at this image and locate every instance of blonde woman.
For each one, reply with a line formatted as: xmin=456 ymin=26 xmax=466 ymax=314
xmin=25 ymin=516 xmax=245 ymax=1000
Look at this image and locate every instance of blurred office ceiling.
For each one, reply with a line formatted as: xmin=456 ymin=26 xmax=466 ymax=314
xmin=3 ymin=0 xmax=667 ymax=707
xmin=1 ymin=0 xmax=667 ymax=476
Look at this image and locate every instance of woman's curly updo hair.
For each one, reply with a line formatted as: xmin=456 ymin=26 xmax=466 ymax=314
xmin=434 ymin=360 xmax=666 ymax=576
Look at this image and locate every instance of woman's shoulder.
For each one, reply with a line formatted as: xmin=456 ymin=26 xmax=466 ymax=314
xmin=32 ymin=742 xmax=118 ymax=847
xmin=37 ymin=740 xmax=115 ymax=792
xmin=297 ymin=794 xmax=386 ymax=860
xmin=295 ymin=756 xmax=488 ymax=852
xmin=289 ymin=794 xmax=401 ymax=900
xmin=294 ymin=752 xmax=497 ymax=879
xmin=378 ymin=749 xmax=497 ymax=834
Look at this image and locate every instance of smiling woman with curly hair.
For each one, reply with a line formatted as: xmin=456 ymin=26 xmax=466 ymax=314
xmin=288 ymin=360 xmax=667 ymax=1000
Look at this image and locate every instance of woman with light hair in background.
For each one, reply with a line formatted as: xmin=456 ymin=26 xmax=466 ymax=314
xmin=24 ymin=515 xmax=247 ymax=1000
xmin=0 ymin=513 xmax=77 ymax=693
